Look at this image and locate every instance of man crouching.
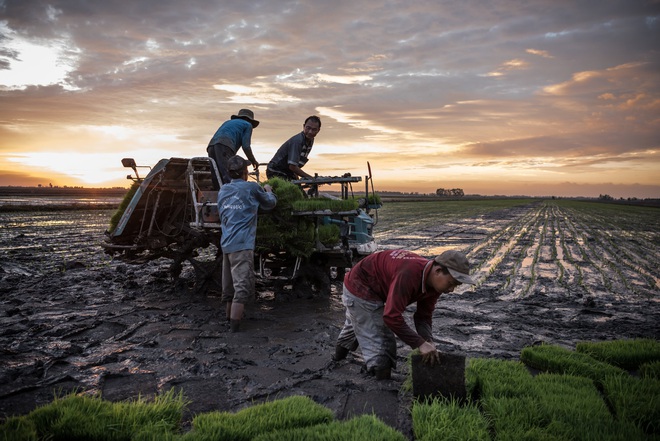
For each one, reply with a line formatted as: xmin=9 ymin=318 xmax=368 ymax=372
xmin=334 ymin=249 xmax=475 ymax=379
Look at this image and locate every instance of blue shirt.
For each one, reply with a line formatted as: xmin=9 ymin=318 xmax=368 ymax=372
xmin=208 ymin=118 xmax=255 ymax=161
xmin=218 ymin=179 xmax=277 ymax=253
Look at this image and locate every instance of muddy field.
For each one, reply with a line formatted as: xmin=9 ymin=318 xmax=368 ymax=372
xmin=0 ymin=199 xmax=658 ymax=436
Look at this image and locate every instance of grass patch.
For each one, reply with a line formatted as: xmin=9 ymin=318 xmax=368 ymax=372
xmin=318 ymin=224 xmax=340 ymax=247
xmin=3 ymin=339 xmax=658 ymax=440
xmin=467 ymin=357 xmax=535 ymax=399
xmin=0 ymin=388 xmax=187 ymax=441
xmin=576 ymin=338 xmax=660 ymax=370
xmin=292 ymin=198 xmax=358 ymax=212
xmin=413 ymin=397 xmax=490 ymax=441
xmin=520 ymin=344 xmax=626 ymax=387
xmin=187 ymin=395 xmax=333 ymax=440
xmin=641 ymin=360 xmax=660 ymax=379
xmin=108 ymin=182 xmax=140 ymax=233
xmin=253 ymin=414 xmax=405 ymax=441
xmin=602 ymin=374 xmax=660 ymax=436
xmin=256 ymin=178 xmax=315 ymax=258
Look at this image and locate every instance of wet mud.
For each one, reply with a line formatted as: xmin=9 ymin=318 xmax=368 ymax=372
xmin=1 ymin=202 xmax=658 ymax=437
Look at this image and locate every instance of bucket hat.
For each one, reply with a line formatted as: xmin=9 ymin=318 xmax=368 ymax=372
xmin=434 ymin=250 xmax=475 ymax=285
xmin=231 ymin=109 xmax=259 ymax=128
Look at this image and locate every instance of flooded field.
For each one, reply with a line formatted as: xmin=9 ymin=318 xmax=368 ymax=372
xmin=0 ymin=198 xmax=658 ymax=435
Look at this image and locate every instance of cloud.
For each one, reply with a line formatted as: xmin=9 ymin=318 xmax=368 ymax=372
xmin=526 ymin=48 xmax=554 ymax=59
xmin=0 ymin=0 xmax=658 ymax=196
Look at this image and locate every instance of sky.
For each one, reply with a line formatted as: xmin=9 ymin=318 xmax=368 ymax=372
xmin=0 ymin=0 xmax=659 ymax=198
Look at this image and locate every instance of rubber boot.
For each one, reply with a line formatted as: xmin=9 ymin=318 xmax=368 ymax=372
xmin=230 ymin=319 xmax=241 ymax=333
xmin=333 ymin=345 xmax=349 ymax=361
xmin=374 ymin=367 xmax=391 ymax=380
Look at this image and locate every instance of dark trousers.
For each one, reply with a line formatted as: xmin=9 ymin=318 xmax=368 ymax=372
xmin=207 ymin=143 xmax=234 ymax=189
xmin=266 ymin=166 xmax=295 ymax=181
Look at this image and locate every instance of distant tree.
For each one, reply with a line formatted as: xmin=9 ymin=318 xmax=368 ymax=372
xmin=436 ymin=188 xmax=464 ymax=197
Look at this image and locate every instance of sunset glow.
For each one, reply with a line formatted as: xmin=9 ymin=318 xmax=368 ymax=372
xmin=1 ymin=1 xmax=658 ymax=198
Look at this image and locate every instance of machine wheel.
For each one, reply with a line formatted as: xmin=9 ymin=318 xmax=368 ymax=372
xmin=292 ymin=262 xmax=331 ymax=298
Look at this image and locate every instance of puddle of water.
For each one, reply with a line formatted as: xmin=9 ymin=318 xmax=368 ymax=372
xmin=418 ymin=245 xmax=455 ymax=256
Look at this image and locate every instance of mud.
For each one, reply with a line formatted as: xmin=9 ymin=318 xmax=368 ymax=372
xmin=1 ymin=202 xmax=658 ymax=437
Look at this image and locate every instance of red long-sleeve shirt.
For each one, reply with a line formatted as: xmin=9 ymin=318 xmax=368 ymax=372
xmin=343 ymin=250 xmax=441 ymax=348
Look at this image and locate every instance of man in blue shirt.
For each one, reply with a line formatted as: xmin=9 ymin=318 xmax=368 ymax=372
xmin=218 ymin=155 xmax=277 ymax=332
xmin=266 ymin=115 xmax=321 ymax=180
xmin=207 ymin=109 xmax=261 ymax=189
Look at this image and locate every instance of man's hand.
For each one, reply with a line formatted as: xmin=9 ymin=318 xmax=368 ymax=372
xmin=263 ymin=184 xmax=273 ymax=193
xmin=419 ymin=341 xmax=440 ymax=366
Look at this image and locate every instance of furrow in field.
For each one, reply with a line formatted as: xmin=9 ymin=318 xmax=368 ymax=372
xmin=553 ymin=205 xmax=588 ymax=298
xmin=465 ymin=206 xmax=540 ymax=288
xmin=475 ymin=205 xmax=546 ymax=298
xmin=525 ymin=203 xmax=567 ymax=298
xmin=578 ymin=207 xmax=659 ymax=294
xmin=556 ymin=206 xmax=613 ymax=299
xmin=498 ymin=203 xmax=550 ymax=299
xmin=561 ymin=206 xmax=658 ymax=298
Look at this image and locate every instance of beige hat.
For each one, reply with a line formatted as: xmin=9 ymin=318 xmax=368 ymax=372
xmin=231 ymin=109 xmax=259 ymax=128
xmin=434 ymin=250 xmax=475 ymax=285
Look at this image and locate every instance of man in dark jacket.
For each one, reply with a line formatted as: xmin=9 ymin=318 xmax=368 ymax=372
xmin=266 ymin=115 xmax=321 ymax=180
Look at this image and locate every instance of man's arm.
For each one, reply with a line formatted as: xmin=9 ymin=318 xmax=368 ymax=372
xmin=286 ymin=135 xmax=314 ymax=178
xmin=382 ymin=276 xmax=427 ymax=349
xmin=413 ymin=296 xmax=436 ymax=342
xmin=240 ymin=126 xmax=258 ymax=167
xmin=288 ymin=163 xmax=313 ymax=179
xmin=254 ymin=183 xmax=277 ymax=210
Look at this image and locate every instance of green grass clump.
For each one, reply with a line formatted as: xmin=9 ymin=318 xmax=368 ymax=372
xmin=481 ymin=373 xmax=644 ymax=441
xmin=253 ymin=414 xmax=405 ymax=441
xmin=576 ymin=338 xmax=660 ymax=370
xmin=292 ymin=198 xmax=358 ymax=212
xmin=413 ymin=397 xmax=490 ymax=441
xmin=520 ymin=344 xmax=626 ymax=387
xmin=0 ymin=389 xmax=187 ymax=441
xmin=351 ymin=193 xmax=382 ymax=207
xmin=481 ymin=395 xmax=548 ymax=440
xmin=257 ymin=178 xmax=316 ymax=258
xmin=108 ymin=182 xmax=140 ymax=233
xmin=188 ymin=395 xmax=334 ymax=441
xmin=640 ymin=360 xmax=660 ymax=379
xmin=531 ymin=373 xmax=638 ymax=440
xmin=602 ymin=374 xmax=660 ymax=436
xmin=467 ymin=357 xmax=535 ymax=399
xmin=367 ymin=193 xmax=382 ymax=205
xmin=318 ymin=224 xmax=340 ymax=247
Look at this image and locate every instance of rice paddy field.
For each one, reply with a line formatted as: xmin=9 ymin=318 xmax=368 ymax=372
xmin=0 ymin=196 xmax=658 ymax=437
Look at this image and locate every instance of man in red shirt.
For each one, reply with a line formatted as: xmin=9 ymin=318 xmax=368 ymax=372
xmin=334 ymin=249 xmax=476 ymax=380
